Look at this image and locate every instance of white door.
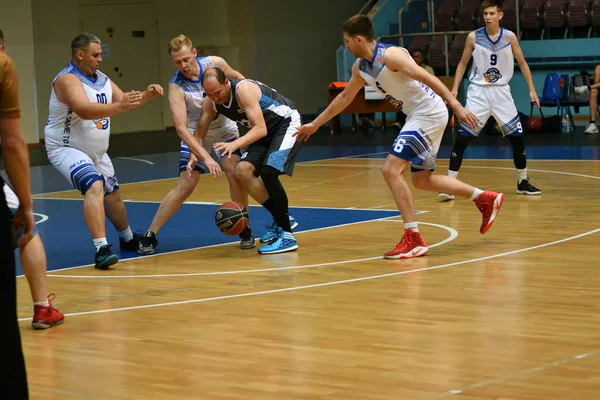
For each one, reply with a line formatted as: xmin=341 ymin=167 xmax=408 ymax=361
xmin=79 ymin=2 xmax=163 ymax=134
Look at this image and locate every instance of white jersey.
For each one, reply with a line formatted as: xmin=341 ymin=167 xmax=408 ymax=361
xmin=44 ymin=62 xmax=113 ymax=163
xmin=469 ymin=27 xmax=514 ymax=86
xmin=358 ymin=43 xmax=444 ymax=116
xmin=169 ymin=56 xmax=235 ymax=134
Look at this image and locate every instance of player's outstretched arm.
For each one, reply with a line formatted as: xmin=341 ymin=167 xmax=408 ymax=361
xmin=140 ymin=83 xmax=164 ymax=104
xmin=512 ymin=34 xmax=540 ymax=108
xmin=210 ymin=56 xmax=245 ymax=80
xmin=294 ymin=60 xmax=365 ymax=142
xmin=451 ymin=32 xmax=475 ymax=97
xmin=385 ymin=47 xmax=479 ymax=130
xmin=54 ymin=75 xmax=141 ymax=120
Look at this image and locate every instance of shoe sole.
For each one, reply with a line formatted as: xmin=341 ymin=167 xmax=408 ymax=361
xmin=480 ymin=193 xmax=504 ymax=234
xmin=516 ymin=190 xmax=541 ymax=195
xmin=438 ymin=194 xmax=455 ymax=202
xmin=258 ymin=244 xmax=299 ymax=255
xmin=383 ymin=246 xmax=428 ymax=259
xmin=240 ymin=242 xmax=256 ymax=249
xmin=137 ymin=247 xmax=156 ymax=255
xmin=95 ymin=254 xmax=119 ymax=270
xmin=32 ymin=319 xmax=64 ymax=330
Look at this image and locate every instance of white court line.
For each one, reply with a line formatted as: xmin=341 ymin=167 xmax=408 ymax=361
xmin=40 ymin=212 xmax=426 ymax=275
xmin=21 ymin=227 xmax=599 ymax=321
xmin=116 ymin=157 xmax=154 ymax=165
xmin=45 ymin=220 xmax=457 ymax=279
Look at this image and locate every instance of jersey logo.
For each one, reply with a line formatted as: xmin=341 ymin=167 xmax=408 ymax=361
xmin=484 ymin=68 xmax=502 ymax=83
xmin=477 ymin=34 xmax=484 ymax=41
xmin=93 ymin=118 xmax=110 ymax=130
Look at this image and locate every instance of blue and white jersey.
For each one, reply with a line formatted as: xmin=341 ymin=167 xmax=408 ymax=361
xmin=358 ymin=42 xmax=444 ymax=116
xmin=44 ymin=62 xmax=113 ymax=162
xmin=214 ymin=79 xmax=297 ymax=135
xmin=469 ymin=27 xmax=514 ymax=86
xmin=169 ymin=56 xmax=235 ymax=134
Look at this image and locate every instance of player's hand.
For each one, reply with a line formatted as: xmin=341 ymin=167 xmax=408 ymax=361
xmin=454 ymin=106 xmax=479 ymax=131
xmin=450 ymin=89 xmax=459 ymax=98
xmin=213 ymin=141 xmax=239 ymax=158
xmin=204 ymin=157 xmax=223 ymax=180
xmin=530 ymin=91 xmax=540 ymax=109
xmin=146 ymin=84 xmax=164 ymax=98
xmin=293 ymin=123 xmax=318 ymax=142
xmin=186 ymin=153 xmax=198 ymax=179
xmin=14 ymin=205 xmax=34 ymax=248
xmin=118 ymin=90 xmax=144 ymax=111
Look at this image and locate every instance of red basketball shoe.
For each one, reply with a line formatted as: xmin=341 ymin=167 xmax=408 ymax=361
xmin=32 ymin=294 xmax=64 ymax=330
xmin=384 ymin=229 xmax=428 ymax=259
xmin=475 ymin=191 xmax=504 ymax=234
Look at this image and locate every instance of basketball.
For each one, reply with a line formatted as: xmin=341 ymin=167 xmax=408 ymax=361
xmin=526 ymin=116 xmax=543 ymax=132
xmin=215 ymin=201 xmax=248 ymax=236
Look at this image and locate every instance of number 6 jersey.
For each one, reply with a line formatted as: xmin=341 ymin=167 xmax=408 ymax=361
xmin=44 ymin=61 xmax=113 ymax=162
xmin=469 ymin=27 xmax=514 ymax=86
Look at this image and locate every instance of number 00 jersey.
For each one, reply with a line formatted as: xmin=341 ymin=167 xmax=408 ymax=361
xmin=44 ymin=62 xmax=113 ymax=163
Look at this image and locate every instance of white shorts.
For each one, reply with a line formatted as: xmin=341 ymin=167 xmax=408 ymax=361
xmin=180 ymin=125 xmax=240 ymax=174
xmin=391 ymin=104 xmax=448 ymax=172
xmin=47 ymin=147 xmax=119 ymax=195
xmin=460 ymin=84 xmax=523 ymax=137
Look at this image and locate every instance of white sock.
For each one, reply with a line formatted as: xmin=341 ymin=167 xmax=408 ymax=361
xmin=119 ymin=226 xmax=133 ymax=242
xmin=34 ymin=300 xmax=50 ymax=307
xmin=470 ymin=188 xmax=484 ymax=201
xmin=404 ymin=222 xmax=418 ymax=232
xmin=448 ymin=170 xmax=459 ymax=179
xmin=517 ymin=168 xmax=527 ymax=182
xmin=93 ymin=237 xmax=108 ymax=251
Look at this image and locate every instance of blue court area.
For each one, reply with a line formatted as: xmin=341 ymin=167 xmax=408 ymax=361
xmin=18 ymin=200 xmax=399 ymax=274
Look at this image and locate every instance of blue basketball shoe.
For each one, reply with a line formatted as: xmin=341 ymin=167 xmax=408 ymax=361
xmin=95 ymin=244 xmax=119 ymax=270
xmin=259 ymin=215 xmax=298 ymax=244
xmin=258 ymin=228 xmax=298 ymax=254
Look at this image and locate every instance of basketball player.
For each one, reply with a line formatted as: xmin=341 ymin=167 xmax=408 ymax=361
xmin=0 ymin=39 xmax=31 ymax=398
xmin=44 ymin=33 xmax=163 ymax=269
xmin=192 ymin=68 xmax=302 ymax=254
xmin=584 ymin=64 xmax=600 ymax=134
xmin=0 ymin=31 xmax=63 ymax=328
xmin=295 ymin=15 xmax=504 ymax=259
xmin=438 ymin=0 xmax=541 ymax=201
xmin=138 ymin=34 xmax=255 ymax=254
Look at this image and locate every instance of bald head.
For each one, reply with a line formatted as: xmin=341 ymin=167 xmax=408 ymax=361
xmin=201 ymin=67 xmax=226 ymax=86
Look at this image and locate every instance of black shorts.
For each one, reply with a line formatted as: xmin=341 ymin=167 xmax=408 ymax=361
xmin=240 ymin=110 xmax=303 ymax=176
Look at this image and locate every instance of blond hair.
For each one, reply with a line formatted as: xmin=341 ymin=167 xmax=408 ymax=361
xmin=168 ymin=34 xmax=193 ymax=55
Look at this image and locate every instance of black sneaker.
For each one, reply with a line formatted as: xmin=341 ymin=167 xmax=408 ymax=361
xmin=137 ymin=231 xmax=159 ymax=255
xmin=517 ymin=178 xmax=541 ymax=195
xmin=119 ymin=230 xmax=144 ymax=251
xmin=95 ymin=244 xmax=119 ymax=270
xmin=239 ymin=227 xmax=256 ymax=249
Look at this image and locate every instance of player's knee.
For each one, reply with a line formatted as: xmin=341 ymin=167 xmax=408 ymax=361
xmin=234 ymin=161 xmax=255 ymax=181
xmin=381 ymin=158 xmax=405 ymax=181
xmin=453 ymin=134 xmax=474 ymax=154
xmin=176 ymin=174 xmax=198 ymax=197
xmin=83 ymin=179 xmax=104 ymax=197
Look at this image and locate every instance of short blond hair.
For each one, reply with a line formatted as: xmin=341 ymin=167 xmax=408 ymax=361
xmin=168 ymin=34 xmax=193 ymax=55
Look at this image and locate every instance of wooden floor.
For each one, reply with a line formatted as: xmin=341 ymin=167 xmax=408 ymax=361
xmin=18 ymin=158 xmax=600 ymax=400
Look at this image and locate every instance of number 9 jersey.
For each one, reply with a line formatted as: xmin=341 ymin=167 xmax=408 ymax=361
xmin=469 ymin=27 xmax=514 ymax=86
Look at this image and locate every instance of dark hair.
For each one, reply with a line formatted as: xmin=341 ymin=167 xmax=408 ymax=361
xmin=0 ymin=29 xmax=4 ymax=46
xmin=71 ymin=33 xmax=101 ymax=55
xmin=410 ymin=48 xmax=423 ymax=55
xmin=481 ymin=0 xmax=503 ymax=11
xmin=201 ymin=67 xmax=226 ymax=85
xmin=341 ymin=15 xmax=374 ymax=41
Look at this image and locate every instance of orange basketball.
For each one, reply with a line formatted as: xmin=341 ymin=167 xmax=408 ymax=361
xmin=215 ymin=201 xmax=248 ymax=236
xmin=526 ymin=117 xmax=543 ymax=132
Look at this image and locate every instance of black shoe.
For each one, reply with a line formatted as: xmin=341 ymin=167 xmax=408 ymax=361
xmin=95 ymin=244 xmax=119 ymax=270
xmin=517 ymin=178 xmax=541 ymax=195
xmin=239 ymin=227 xmax=256 ymax=249
xmin=137 ymin=231 xmax=159 ymax=255
xmin=119 ymin=230 xmax=144 ymax=251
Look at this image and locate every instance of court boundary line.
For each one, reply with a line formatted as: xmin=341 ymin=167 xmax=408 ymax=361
xmin=19 ymin=227 xmax=599 ymax=321
xmin=34 ymin=211 xmax=427 ymax=275
xmin=44 ymin=220 xmax=457 ymax=279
